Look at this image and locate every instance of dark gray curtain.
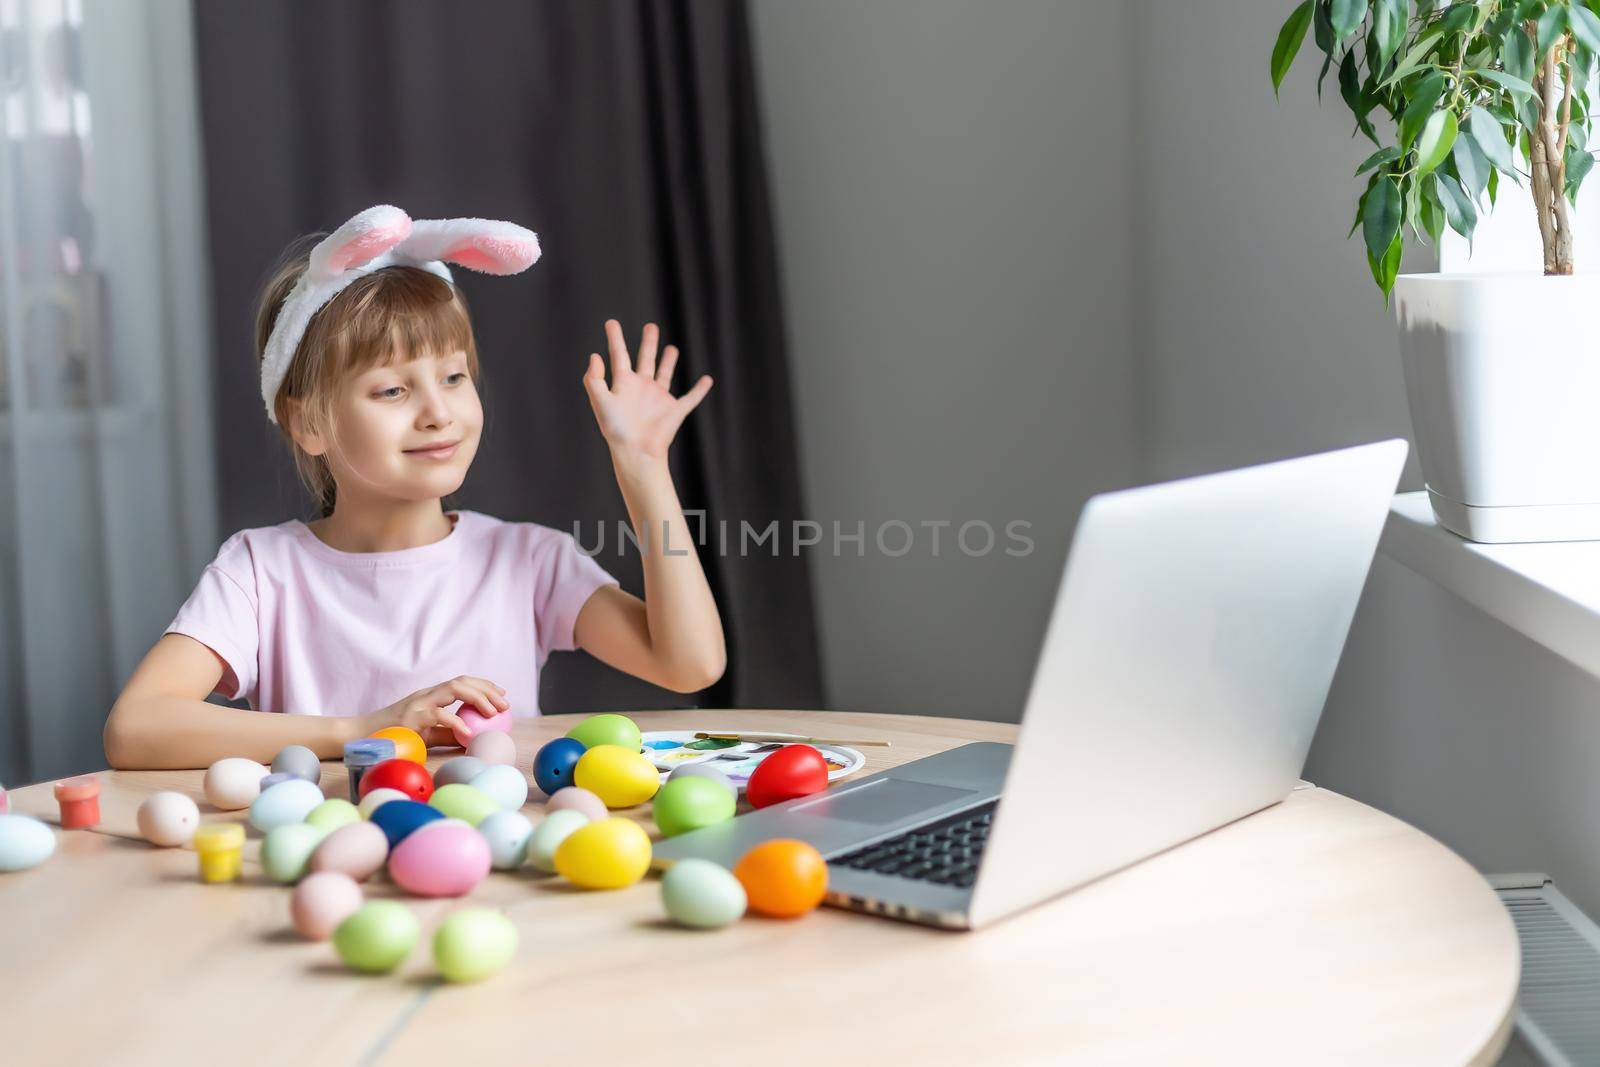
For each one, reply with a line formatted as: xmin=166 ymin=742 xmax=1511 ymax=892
xmin=192 ymin=0 xmax=823 ymax=715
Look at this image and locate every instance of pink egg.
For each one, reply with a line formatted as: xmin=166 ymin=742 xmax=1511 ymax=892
xmin=291 ymin=871 xmax=363 ymax=940
xmin=452 ymin=707 xmax=514 ymax=747
xmin=310 ymin=821 xmax=389 ymax=882
xmin=466 ymin=730 xmax=517 ymax=766
xmin=387 ymin=819 xmax=491 ymax=897
xmin=546 ymin=786 xmax=607 ymax=823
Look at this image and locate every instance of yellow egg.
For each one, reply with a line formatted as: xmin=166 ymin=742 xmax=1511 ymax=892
xmin=553 ymin=817 xmax=652 ymax=889
xmin=572 ymin=746 xmax=660 ymax=809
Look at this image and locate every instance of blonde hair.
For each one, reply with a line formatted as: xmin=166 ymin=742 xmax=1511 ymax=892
xmin=254 ymin=234 xmax=482 ymax=517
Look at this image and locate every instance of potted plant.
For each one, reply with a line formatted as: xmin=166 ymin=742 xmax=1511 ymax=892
xmin=1273 ymin=0 xmax=1600 ymax=542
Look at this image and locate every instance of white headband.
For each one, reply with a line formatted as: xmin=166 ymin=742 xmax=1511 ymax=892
xmin=261 ymin=204 xmax=540 ymax=423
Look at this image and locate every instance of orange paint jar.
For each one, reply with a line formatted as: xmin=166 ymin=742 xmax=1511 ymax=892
xmin=54 ymin=776 xmax=101 ymax=829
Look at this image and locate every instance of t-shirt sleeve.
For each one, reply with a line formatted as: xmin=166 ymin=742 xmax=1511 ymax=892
xmin=164 ymin=533 xmax=260 ymax=701
xmin=533 ymin=527 xmax=620 ymax=663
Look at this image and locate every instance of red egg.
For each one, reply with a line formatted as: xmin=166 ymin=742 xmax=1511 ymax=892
xmin=358 ymin=758 xmax=434 ymax=803
xmin=745 ymin=745 xmax=829 ymax=809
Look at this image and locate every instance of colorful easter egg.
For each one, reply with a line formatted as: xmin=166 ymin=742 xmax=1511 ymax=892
xmin=466 ymin=730 xmax=516 ymax=766
xmin=744 ymin=745 xmax=829 ymax=810
xmin=359 ymin=758 xmax=433 ymax=804
xmin=271 ymin=744 xmax=322 ymax=783
xmin=734 ymin=839 xmax=828 ymax=918
xmin=0 ymin=814 xmax=56 ymax=872
xmin=249 ymin=778 xmax=326 ymax=833
xmin=428 ymin=783 xmax=499 ymax=827
xmin=573 ymin=746 xmax=660 ymax=809
xmin=358 ymin=788 xmax=408 ymax=819
xmin=527 ymin=809 xmax=589 ymax=873
xmin=368 ymin=726 xmax=427 ymax=765
xmin=262 ymin=823 xmax=326 ymax=884
xmin=565 ymin=713 xmax=641 ymax=752
xmin=203 ymin=757 xmax=267 ymax=811
xmin=310 ymin=820 xmax=390 ymax=882
xmin=388 ymin=820 xmax=491 ymax=897
xmin=652 ymin=775 xmax=736 ymax=837
xmin=662 ymin=859 xmax=748 ymax=928
xmin=477 ymin=810 xmax=534 ymax=870
xmin=333 ymin=900 xmax=418 ymax=973
xmin=553 ymin=817 xmax=652 ymax=889
xmin=667 ymin=762 xmax=737 ymax=800
xmin=546 ymin=786 xmax=607 ymax=823
xmin=532 ymin=738 xmax=586 ymax=796
xmin=305 ymin=798 xmax=361 ymax=835
xmin=434 ymin=756 xmax=487 ymax=788
xmin=369 ymin=799 xmax=446 ymax=848
xmin=451 ymin=706 xmax=512 ymax=747
xmin=469 ymin=764 xmax=529 ymax=812
xmin=291 ymin=871 xmax=363 ymax=940
xmin=433 ymin=907 xmax=518 ymax=983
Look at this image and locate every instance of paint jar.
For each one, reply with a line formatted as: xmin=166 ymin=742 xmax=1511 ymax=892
xmin=194 ymin=822 xmax=245 ymax=883
xmin=343 ymin=738 xmax=397 ymax=803
xmin=53 ymin=776 xmax=100 ymax=829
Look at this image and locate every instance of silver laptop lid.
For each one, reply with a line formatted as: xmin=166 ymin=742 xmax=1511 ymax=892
xmin=967 ymin=440 xmax=1406 ymax=928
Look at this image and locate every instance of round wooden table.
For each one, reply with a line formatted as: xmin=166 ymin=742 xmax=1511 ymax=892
xmin=0 ymin=709 xmax=1518 ymax=1065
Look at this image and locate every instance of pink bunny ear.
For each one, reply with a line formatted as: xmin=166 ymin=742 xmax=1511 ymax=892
xmin=398 ymin=218 xmax=541 ymax=276
xmin=308 ymin=205 xmax=413 ymax=278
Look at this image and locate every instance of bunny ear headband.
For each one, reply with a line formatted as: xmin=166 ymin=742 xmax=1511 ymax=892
xmin=260 ymin=204 xmax=541 ymax=423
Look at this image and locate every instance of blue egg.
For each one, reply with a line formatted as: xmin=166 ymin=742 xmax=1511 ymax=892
xmin=368 ymin=799 xmax=445 ymax=848
xmin=532 ymin=738 xmax=587 ymax=797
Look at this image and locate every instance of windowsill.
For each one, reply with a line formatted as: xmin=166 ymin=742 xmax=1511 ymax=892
xmin=1383 ymin=492 xmax=1600 ymax=677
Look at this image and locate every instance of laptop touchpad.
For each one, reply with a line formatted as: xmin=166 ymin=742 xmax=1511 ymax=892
xmin=788 ymin=779 xmax=975 ymax=824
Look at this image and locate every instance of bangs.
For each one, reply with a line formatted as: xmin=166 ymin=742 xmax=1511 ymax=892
xmin=315 ymin=266 xmax=477 ymax=379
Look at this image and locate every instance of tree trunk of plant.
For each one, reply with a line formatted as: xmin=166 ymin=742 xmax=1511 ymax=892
xmin=1532 ymin=38 xmax=1576 ymax=276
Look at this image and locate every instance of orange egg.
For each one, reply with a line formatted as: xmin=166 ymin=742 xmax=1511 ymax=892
xmin=369 ymin=726 xmax=427 ymax=765
xmin=733 ymin=839 xmax=828 ymax=918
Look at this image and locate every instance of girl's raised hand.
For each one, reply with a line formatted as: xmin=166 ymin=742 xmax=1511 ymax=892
xmin=583 ymin=320 xmax=712 ymax=461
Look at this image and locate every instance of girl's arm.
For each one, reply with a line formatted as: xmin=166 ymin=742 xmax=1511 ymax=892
xmin=104 ymin=634 xmax=509 ymax=770
xmin=573 ymin=320 xmax=727 ymax=693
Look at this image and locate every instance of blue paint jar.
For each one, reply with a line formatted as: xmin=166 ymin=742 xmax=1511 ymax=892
xmin=343 ymin=738 xmax=397 ymax=803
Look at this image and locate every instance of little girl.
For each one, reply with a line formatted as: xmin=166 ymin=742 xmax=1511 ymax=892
xmin=103 ymin=205 xmax=726 ymax=769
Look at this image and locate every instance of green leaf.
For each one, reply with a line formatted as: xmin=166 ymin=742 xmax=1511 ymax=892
xmin=1468 ymin=105 xmax=1521 ymax=177
xmin=1368 ymin=231 xmax=1403 ymax=301
xmin=1567 ymin=148 xmax=1596 ymax=197
xmin=1475 ymin=68 xmax=1539 ymax=99
xmin=1538 ymin=3 xmax=1569 ymax=61
xmin=1488 ymin=164 xmax=1499 ymax=204
xmin=1381 ymin=26 xmax=1445 ymax=87
xmin=1436 ymin=173 xmax=1478 ymax=241
xmin=1453 ymin=130 xmax=1490 ymax=199
xmin=1572 ymin=4 xmax=1600 ymax=52
xmin=1314 ymin=0 xmax=1337 ymax=54
xmin=1272 ymin=1 xmax=1316 ymax=95
xmin=1356 ymin=145 xmax=1403 ymax=173
xmin=1363 ymin=177 xmax=1403 ymax=261
xmin=1331 ymin=0 xmax=1365 ymax=39
xmin=1373 ymin=0 xmax=1407 ymax=71
xmin=1415 ymin=109 xmax=1459 ymax=176
xmin=1503 ymin=25 xmax=1535 ymax=83
xmin=1400 ymin=71 xmax=1448 ymax=147
xmin=1420 ymin=184 xmax=1447 ymax=245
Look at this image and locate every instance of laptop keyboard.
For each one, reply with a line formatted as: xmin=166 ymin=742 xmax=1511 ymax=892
xmin=831 ymin=800 xmax=997 ymax=888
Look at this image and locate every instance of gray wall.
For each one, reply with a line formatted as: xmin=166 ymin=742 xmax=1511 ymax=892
xmin=750 ymin=0 xmax=1139 ymax=721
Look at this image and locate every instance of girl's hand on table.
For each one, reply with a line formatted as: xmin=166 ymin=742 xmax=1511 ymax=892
xmin=583 ymin=319 xmax=712 ymax=464
xmin=359 ymin=675 xmax=508 ymax=748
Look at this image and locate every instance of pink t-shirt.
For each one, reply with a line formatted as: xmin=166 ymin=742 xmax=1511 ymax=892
xmin=164 ymin=510 xmax=618 ymax=719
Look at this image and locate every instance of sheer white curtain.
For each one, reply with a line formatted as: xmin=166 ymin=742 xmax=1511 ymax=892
xmin=0 ymin=0 xmax=216 ymax=783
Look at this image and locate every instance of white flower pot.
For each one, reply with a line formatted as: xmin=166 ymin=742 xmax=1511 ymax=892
xmin=1395 ymin=272 xmax=1600 ymax=543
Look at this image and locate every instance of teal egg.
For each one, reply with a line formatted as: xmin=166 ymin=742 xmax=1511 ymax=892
xmin=661 ymin=859 xmax=747 ymax=928
xmin=652 ymin=775 xmax=736 ymax=837
xmin=262 ymin=823 xmax=326 ymax=884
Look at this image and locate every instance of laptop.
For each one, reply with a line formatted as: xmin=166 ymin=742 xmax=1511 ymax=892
xmin=652 ymin=440 xmax=1408 ymax=929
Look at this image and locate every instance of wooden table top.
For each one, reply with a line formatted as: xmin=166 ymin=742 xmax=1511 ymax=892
xmin=0 ymin=709 xmax=1517 ymax=1066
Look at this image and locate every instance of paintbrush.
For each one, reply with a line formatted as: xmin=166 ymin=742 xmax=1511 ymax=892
xmin=693 ymin=730 xmax=891 ymax=747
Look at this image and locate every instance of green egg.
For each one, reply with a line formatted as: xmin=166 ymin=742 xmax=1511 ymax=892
xmin=661 ymin=858 xmax=747 ymax=928
xmin=565 ymin=713 xmax=642 ymax=752
xmin=433 ymin=907 xmax=519 ymax=983
xmin=305 ymin=798 xmax=361 ymax=835
xmin=261 ymin=822 xmax=326 ymax=884
xmin=652 ymin=776 xmax=736 ymax=837
xmin=527 ymin=809 xmax=590 ymax=873
xmin=428 ymin=784 xmax=499 ymax=827
xmin=333 ymin=901 xmax=419 ymax=974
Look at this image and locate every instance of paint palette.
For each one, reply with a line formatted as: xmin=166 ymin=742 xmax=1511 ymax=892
xmin=640 ymin=732 xmax=865 ymax=792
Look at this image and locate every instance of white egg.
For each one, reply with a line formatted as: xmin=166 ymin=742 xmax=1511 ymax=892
xmin=477 ymin=810 xmax=534 ymax=869
xmin=0 ymin=814 xmax=56 ymax=872
xmin=470 ymin=764 xmax=529 ymax=812
xmin=137 ymin=791 xmax=200 ymax=847
xmin=358 ymin=787 xmax=408 ymax=819
xmin=204 ymin=757 xmax=268 ymax=811
xmin=249 ymin=778 xmax=326 ymax=832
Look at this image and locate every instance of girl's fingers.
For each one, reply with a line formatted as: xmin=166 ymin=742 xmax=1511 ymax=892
xmin=637 ymin=322 xmax=659 ymax=380
xmin=604 ymin=319 xmax=632 ymax=380
xmin=448 ymin=682 xmax=500 ymax=717
xmin=676 ymin=374 xmax=713 ymax=416
xmin=459 ymin=676 xmax=510 ymax=706
xmin=656 ymin=345 xmax=679 ymax=388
